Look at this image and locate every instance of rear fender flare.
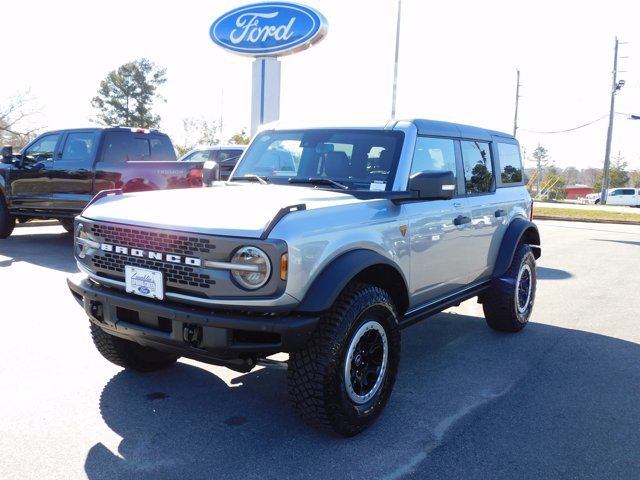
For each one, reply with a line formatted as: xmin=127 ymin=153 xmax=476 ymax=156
xmin=493 ymin=218 xmax=541 ymax=279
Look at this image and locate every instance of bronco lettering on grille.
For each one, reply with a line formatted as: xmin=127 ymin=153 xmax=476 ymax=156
xmin=100 ymin=243 xmax=202 ymax=267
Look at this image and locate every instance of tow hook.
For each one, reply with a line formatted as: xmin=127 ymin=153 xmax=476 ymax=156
xmin=183 ymin=324 xmax=203 ymax=347
xmin=89 ymin=300 xmax=104 ymax=323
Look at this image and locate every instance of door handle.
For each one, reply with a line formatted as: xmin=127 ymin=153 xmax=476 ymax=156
xmin=495 ymin=209 xmax=506 ymax=218
xmin=454 ymin=215 xmax=471 ymax=226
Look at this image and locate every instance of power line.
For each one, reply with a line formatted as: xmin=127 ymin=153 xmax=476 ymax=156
xmin=520 ymin=114 xmax=609 ymax=134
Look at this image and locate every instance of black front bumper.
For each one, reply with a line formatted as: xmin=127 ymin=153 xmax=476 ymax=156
xmin=67 ymin=274 xmax=320 ymax=369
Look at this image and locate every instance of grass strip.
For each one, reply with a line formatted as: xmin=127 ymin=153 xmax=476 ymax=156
xmin=534 ymin=207 xmax=640 ymax=224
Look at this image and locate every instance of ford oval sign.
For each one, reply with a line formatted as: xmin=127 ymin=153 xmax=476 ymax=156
xmin=210 ymin=2 xmax=328 ymax=57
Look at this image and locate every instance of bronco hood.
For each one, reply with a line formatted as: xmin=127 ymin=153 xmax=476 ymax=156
xmin=81 ymin=184 xmax=361 ymax=238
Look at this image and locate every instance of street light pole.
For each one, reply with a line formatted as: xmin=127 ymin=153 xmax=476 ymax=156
xmin=513 ymin=69 xmax=521 ymax=137
xmin=391 ymin=0 xmax=402 ymax=119
xmin=600 ymin=37 xmax=620 ymax=205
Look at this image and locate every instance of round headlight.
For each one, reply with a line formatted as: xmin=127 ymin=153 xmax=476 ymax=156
xmin=231 ymin=246 xmax=271 ymax=290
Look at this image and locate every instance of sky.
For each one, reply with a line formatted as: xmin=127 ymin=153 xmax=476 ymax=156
xmin=3 ymin=0 xmax=640 ymax=172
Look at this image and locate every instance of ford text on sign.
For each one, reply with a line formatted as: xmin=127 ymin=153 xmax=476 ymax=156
xmin=210 ymin=2 xmax=328 ymax=57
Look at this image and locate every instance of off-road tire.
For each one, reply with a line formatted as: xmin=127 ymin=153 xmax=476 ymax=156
xmin=483 ymin=244 xmax=536 ymax=332
xmin=0 ymin=197 xmax=16 ymax=239
xmin=90 ymin=323 xmax=179 ymax=372
xmin=60 ymin=218 xmax=75 ymax=233
xmin=288 ymin=283 xmax=401 ymax=437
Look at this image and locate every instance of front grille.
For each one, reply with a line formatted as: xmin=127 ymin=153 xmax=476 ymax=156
xmin=92 ymin=253 xmax=216 ymax=289
xmin=91 ymin=224 xmax=213 ymax=256
xmin=78 ymin=219 xmax=286 ymax=300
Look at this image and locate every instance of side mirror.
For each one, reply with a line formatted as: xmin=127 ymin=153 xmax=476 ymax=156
xmin=1 ymin=145 xmax=13 ymax=164
xmin=408 ymin=170 xmax=456 ymax=200
xmin=202 ymin=160 xmax=220 ymax=186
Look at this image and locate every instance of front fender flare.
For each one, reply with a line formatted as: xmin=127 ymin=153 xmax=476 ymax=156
xmin=296 ymin=249 xmax=405 ymax=313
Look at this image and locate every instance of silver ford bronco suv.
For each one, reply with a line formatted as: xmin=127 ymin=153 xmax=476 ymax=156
xmin=68 ymin=119 xmax=541 ymax=436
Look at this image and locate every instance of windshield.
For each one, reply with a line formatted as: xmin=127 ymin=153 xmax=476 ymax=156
xmin=231 ymin=129 xmax=404 ymax=191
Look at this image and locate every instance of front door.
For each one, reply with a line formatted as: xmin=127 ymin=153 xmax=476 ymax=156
xmin=406 ymin=136 xmax=473 ymax=306
xmin=9 ymin=133 xmax=61 ymax=209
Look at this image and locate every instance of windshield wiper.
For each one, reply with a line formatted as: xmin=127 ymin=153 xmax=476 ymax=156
xmin=288 ymin=177 xmax=348 ymax=190
xmin=231 ymin=175 xmax=269 ymax=184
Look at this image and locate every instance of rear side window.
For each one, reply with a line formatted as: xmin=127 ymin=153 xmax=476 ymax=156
xmin=461 ymin=140 xmax=494 ymax=194
xmin=497 ymin=143 xmax=523 ymax=185
xmin=61 ymin=132 xmax=96 ymax=163
xmin=102 ymin=132 xmax=176 ymax=162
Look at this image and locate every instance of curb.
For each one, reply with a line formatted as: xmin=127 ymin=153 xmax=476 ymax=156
xmin=533 ymin=215 xmax=640 ymax=225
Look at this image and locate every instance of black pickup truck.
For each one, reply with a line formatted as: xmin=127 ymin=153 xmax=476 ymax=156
xmin=0 ymin=127 xmax=206 ymax=238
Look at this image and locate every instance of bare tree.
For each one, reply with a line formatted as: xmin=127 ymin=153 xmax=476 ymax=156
xmin=0 ymin=90 xmax=42 ymax=147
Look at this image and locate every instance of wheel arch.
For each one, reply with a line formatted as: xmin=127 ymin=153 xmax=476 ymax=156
xmin=493 ymin=217 xmax=541 ymax=279
xmin=296 ymin=249 xmax=409 ymax=316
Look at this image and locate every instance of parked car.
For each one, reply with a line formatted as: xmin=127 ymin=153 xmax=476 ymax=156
xmin=580 ymin=188 xmax=640 ymax=206
xmin=0 ymin=127 xmax=205 ymax=238
xmin=68 ymin=119 xmax=540 ymax=436
xmin=179 ymin=145 xmax=246 ymax=180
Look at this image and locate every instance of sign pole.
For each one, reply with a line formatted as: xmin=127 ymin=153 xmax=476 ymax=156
xmin=251 ymin=58 xmax=281 ymax=136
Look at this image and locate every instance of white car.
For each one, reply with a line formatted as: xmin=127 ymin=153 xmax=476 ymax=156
xmin=582 ymin=188 xmax=640 ymax=206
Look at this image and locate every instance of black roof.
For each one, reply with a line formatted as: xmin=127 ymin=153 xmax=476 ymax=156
xmin=409 ymin=119 xmax=515 ymax=142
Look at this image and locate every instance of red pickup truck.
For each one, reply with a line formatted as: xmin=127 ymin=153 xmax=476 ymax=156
xmin=0 ymin=127 xmax=205 ymax=238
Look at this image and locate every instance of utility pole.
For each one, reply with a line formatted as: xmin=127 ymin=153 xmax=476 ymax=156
xmin=390 ymin=0 xmax=402 ymax=119
xmin=601 ymin=37 xmax=624 ymax=205
xmin=513 ymin=69 xmax=521 ymax=137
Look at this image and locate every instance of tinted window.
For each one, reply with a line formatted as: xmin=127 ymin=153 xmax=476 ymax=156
xmin=497 ymin=142 xmax=523 ymax=185
xmin=182 ymin=150 xmax=212 ymax=162
xmin=24 ymin=134 xmax=60 ymax=160
xmin=461 ymin=141 xmax=494 ymax=194
xmin=61 ymin=132 xmax=95 ymax=163
xmin=411 ymin=137 xmax=457 ymax=193
xmin=102 ymin=132 xmax=176 ymax=162
xmin=218 ymin=149 xmax=244 ymax=162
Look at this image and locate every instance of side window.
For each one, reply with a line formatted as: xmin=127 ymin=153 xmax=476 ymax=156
xmin=61 ymin=132 xmax=95 ymax=164
xmin=461 ymin=140 xmax=494 ymax=194
xmin=102 ymin=132 xmax=134 ymax=162
xmin=218 ymin=150 xmax=244 ymax=162
xmin=410 ymin=137 xmax=457 ymax=192
xmin=24 ymin=134 xmax=60 ymax=161
xmin=182 ymin=150 xmax=211 ymax=162
xmin=497 ymin=142 xmax=523 ymax=185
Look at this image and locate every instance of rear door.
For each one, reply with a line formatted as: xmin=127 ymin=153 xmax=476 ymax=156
xmin=460 ymin=139 xmax=502 ymax=283
xmin=9 ymin=132 xmax=62 ymax=209
xmin=50 ymin=131 xmax=97 ymax=211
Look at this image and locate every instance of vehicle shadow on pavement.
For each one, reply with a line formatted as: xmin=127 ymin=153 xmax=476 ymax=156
xmin=536 ymin=266 xmax=572 ymax=280
xmin=0 ymin=228 xmax=77 ymax=273
xmin=84 ymin=312 xmax=640 ymax=480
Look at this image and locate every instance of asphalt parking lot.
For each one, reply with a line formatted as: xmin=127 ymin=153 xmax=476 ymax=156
xmin=1 ymin=219 xmax=639 ymax=480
